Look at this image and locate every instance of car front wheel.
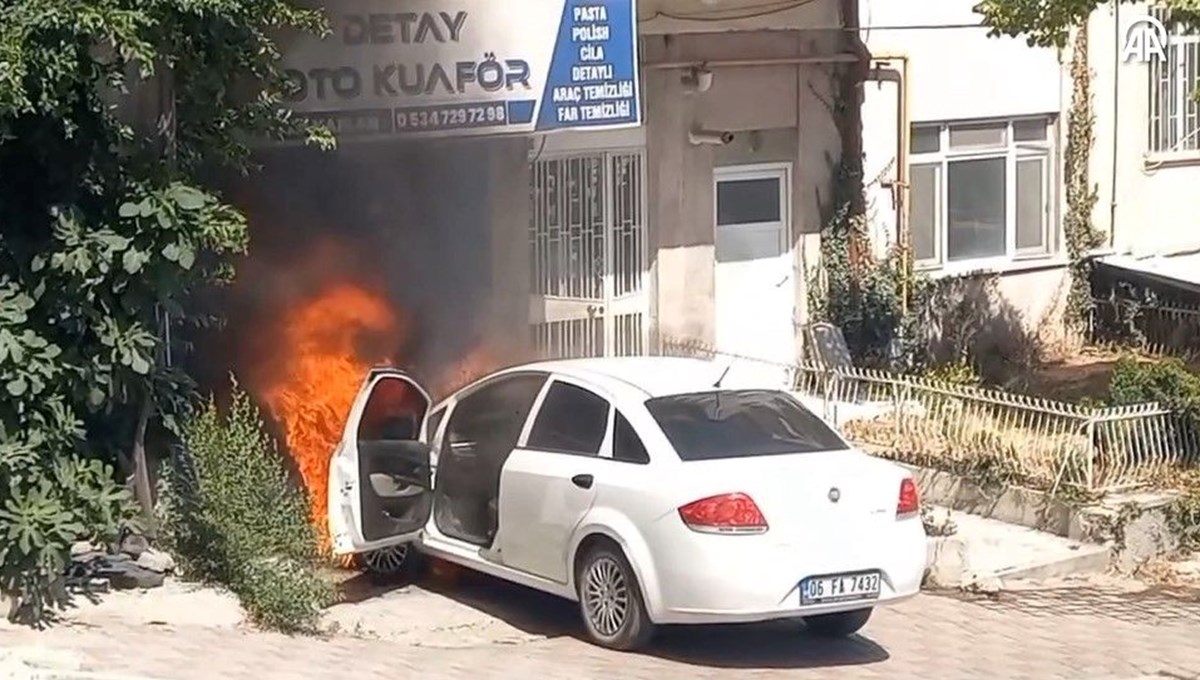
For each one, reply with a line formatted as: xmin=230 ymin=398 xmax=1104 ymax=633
xmin=803 ymin=608 xmax=873 ymax=637
xmin=576 ymin=544 xmax=654 ymax=651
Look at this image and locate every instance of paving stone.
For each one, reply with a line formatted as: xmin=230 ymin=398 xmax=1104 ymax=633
xmin=0 ymin=580 xmax=1197 ymax=679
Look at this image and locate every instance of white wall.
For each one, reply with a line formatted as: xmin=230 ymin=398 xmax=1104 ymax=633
xmin=1087 ymin=2 xmax=1200 ymax=257
xmin=860 ymin=0 xmax=1062 ymax=123
xmin=858 ymin=0 xmax=1071 ymax=344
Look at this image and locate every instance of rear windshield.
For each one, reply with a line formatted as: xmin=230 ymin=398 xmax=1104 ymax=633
xmin=644 ymin=389 xmax=850 ymax=461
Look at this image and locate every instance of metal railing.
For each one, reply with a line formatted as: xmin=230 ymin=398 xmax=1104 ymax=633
xmin=658 ymin=336 xmax=1200 ymax=493
xmin=1091 ymin=296 xmax=1200 ymax=359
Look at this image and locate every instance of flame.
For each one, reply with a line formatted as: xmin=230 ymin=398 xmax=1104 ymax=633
xmin=260 ymin=283 xmax=402 ymax=552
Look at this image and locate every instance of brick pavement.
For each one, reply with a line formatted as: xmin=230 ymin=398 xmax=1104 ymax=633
xmin=2 ymin=579 xmax=1199 ymax=680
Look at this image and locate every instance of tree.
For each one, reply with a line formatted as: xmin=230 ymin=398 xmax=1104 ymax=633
xmin=975 ymin=0 xmax=1200 ymax=46
xmin=0 ymin=0 xmax=329 ymax=622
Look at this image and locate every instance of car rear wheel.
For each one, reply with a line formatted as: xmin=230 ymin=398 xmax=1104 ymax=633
xmin=577 ymin=544 xmax=654 ymax=651
xmin=803 ymin=608 xmax=873 ymax=637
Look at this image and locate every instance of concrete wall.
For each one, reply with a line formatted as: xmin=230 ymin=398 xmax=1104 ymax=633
xmin=642 ymin=27 xmax=844 ymax=354
xmin=858 ymin=0 xmax=1073 ymax=349
xmin=1086 ymin=3 xmax=1200 ymax=257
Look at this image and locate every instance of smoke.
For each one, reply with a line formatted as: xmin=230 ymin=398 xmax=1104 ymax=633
xmin=201 ymin=135 xmax=511 ymax=397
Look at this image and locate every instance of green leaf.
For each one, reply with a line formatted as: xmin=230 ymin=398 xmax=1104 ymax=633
xmin=130 ymin=352 xmax=151 ymax=375
xmin=118 ymin=202 xmax=140 ymax=218
xmin=178 ymin=245 xmax=196 ymax=270
xmin=6 ymin=377 xmax=28 ymax=396
xmin=122 ymin=248 xmax=144 ymax=274
xmin=162 ymin=243 xmax=180 ymax=262
xmin=170 ymin=185 xmax=208 ymax=211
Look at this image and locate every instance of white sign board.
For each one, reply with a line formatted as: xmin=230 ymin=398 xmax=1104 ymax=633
xmin=279 ymin=0 xmax=641 ymax=139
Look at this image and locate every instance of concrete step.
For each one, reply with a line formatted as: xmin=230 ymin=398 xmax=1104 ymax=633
xmin=924 ymin=506 xmax=1112 ymax=589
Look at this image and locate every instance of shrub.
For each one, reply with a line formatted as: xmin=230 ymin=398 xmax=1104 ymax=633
xmin=157 ymin=382 xmax=335 ymax=633
xmin=1109 ymin=356 xmax=1200 ymax=422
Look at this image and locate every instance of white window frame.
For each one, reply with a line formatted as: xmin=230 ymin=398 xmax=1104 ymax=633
xmin=908 ymin=117 xmax=1058 ymax=275
xmin=1147 ymin=7 xmax=1200 ymax=160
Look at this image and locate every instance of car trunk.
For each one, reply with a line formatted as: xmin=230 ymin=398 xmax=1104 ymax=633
xmin=675 ymin=450 xmax=906 ymax=550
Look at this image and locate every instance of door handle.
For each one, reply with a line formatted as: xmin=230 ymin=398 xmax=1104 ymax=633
xmin=571 ymin=474 xmax=594 ymax=489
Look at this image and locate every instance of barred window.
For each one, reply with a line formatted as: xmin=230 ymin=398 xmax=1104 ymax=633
xmin=1148 ymin=7 xmax=1200 ymax=154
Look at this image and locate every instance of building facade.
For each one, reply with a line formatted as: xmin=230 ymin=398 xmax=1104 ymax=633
xmin=858 ymin=0 xmax=1070 ymax=358
xmin=236 ymin=0 xmax=865 ymax=380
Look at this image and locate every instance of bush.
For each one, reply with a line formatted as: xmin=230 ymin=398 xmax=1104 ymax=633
xmin=1109 ymin=356 xmax=1200 ymax=421
xmin=157 ymin=383 xmax=335 ymax=633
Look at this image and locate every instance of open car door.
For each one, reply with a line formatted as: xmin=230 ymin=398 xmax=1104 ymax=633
xmin=328 ymin=367 xmax=434 ymax=556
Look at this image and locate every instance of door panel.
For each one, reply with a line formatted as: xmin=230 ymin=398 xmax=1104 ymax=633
xmin=713 ymin=165 xmax=795 ymax=387
xmin=328 ymin=369 xmax=433 ymax=555
xmin=498 ymin=379 xmax=610 ymax=582
xmin=432 ymin=373 xmax=548 ymax=548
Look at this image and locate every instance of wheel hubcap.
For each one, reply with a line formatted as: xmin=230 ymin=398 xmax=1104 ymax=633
xmin=583 ymin=556 xmax=629 ymax=637
xmin=364 ymin=544 xmax=408 ymax=574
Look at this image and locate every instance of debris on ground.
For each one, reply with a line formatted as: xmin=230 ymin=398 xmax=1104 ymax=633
xmin=65 ymin=531 xmax=177 ymax=594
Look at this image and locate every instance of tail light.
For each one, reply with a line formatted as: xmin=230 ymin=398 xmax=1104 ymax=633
xmin=678 ymin=493 xmax=768 ymax=534
xmin=897 ymin=477 xmax=920 ymax=517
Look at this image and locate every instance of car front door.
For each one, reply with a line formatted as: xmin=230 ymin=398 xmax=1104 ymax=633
xmin=497 ymin=377 xmax=611 ymax=583
xmin=328 ymin=368 xmax=434 ymax=556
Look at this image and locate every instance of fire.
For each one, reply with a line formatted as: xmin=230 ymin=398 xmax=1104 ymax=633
xmin=260 ymin=283 xmax=402 ymax=552
xmin=253 ymin=276 xmax=506 ymax=557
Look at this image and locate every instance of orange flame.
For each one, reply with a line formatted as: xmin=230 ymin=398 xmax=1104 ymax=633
xmin=260 ymin=283 xmax=401 ymax=552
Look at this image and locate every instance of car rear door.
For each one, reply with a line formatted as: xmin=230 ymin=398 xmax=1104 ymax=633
xmin=497 ymin=377 xmax=611 ymax=583
xmin=327 ymin=367 xmax=435 ymax=556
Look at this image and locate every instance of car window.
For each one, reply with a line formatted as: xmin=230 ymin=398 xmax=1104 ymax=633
xmin=612 ymin=411 xmax=650 ymax=464
xmin=357 ymin=377 xmax=424 ymax=441
xmin=444 ymin=374 xmax=546 ymax=452
xmin=527 ymin=381 xmax=610 ymax=456
xmin=645 ymin=389 xmax=849 ymax=461
xmin=424 ymin=406 xmax=446 ymax=443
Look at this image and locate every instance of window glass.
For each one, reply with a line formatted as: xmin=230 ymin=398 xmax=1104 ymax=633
xmin=444 ymin=374 xmax=546 ymax=453
xmin=1016 ymin=159 xmax=1047 ymax=251
xmin=1013 ymin=119 xmax=1048 ymax=142
xmin=645 ymin=390 xmax=848 ymax=461
xmin=527 ymin=382 xmax=610 ymax=456
xmin=910 ymin=125 xmax=941 ymax=154
xmin=949 ymin=122 xmax=1008 ymax=149
xmin=357 ymin=377 xmax=424 ymax=441
xmin=947 ymin=157 xmax=1006 ymax=261
xmin=909 ymin=164 xmax=940 ymax=262
xmin=716 ymin=178 xmax=781 ymax=226
xmin=612 ymin=411 xmax=650 ymax=464
xmin=424 ymin=406 xmax=446 ymax=443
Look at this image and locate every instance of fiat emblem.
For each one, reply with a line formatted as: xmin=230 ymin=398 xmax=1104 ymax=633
xmin=828 ymin=487 xmax=841 ymax=503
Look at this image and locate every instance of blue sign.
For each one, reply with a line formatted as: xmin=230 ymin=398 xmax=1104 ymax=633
xmin=279 ymin=0 xmax=642 ymax=139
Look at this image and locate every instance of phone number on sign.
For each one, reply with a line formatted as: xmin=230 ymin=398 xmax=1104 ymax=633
xmin=394 ymin=104 xmax=508 ymax=131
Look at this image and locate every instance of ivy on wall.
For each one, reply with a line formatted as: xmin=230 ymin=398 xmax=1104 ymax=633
xmin=1062 ymin=24 xmax=1106 ymax=333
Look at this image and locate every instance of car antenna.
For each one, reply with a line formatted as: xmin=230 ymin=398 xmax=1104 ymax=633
xmin=713 ymin=358 xmax=733 ymax=388
xmin=710 ymin=357 xmax=734 ymax=418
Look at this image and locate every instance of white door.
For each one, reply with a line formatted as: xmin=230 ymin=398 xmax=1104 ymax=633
xmin=713 ymin=164 xmax=796 ymax=386
xmin=497 ymin=377 xmax=609 ymax=582
xmin=529 ymin=151 xmax=650 ymax=359
xmin=328 ymin=368 xmax=434 ymax=556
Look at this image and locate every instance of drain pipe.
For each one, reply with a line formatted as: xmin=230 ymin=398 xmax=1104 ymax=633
xmin=867 ymin=54 xmax=911 ymax=313
xmin=1109 ymin=1 xmax=1120 ymax=247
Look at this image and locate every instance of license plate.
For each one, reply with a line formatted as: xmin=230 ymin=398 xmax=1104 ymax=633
xmin=800 ymin=571 xmax=881 ymax=605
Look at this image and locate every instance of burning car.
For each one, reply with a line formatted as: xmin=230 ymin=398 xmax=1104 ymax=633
xmin=328 ymin=356 xmax=927 ymax=651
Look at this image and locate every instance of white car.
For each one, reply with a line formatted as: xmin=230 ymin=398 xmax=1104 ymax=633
xmin=327 ymin=357 xmax=926 ymax=651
